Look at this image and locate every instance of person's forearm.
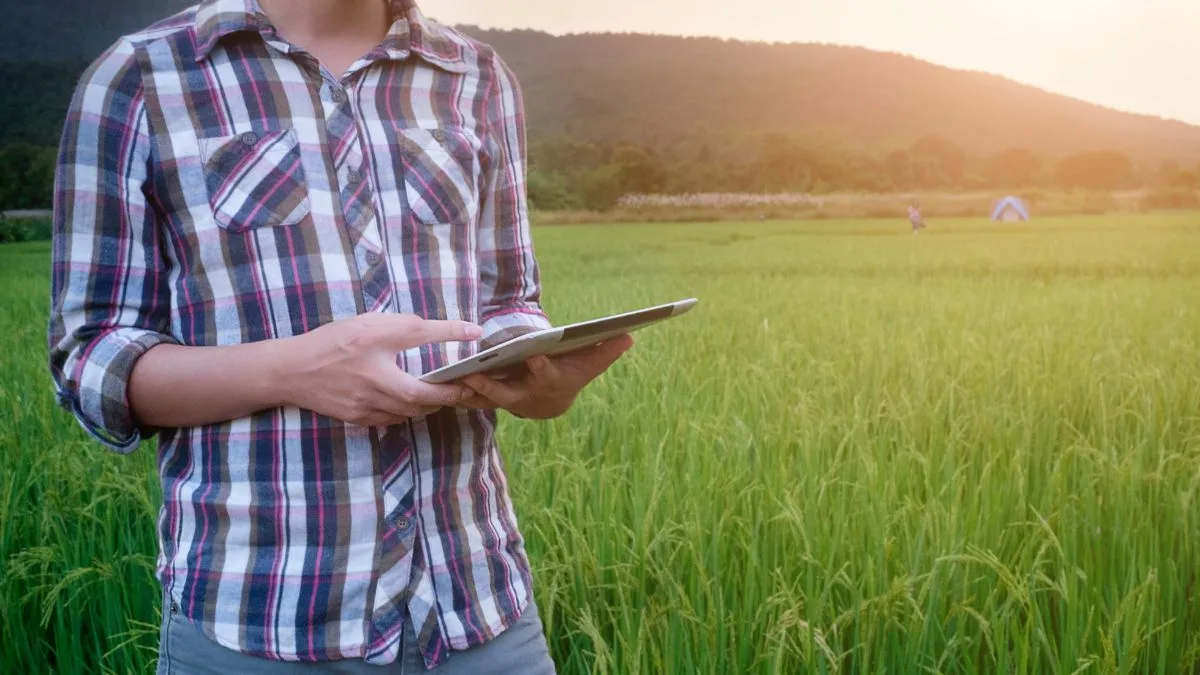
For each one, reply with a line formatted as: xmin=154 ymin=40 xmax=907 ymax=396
xmin=128 ymin=339 xmax=299 ymax=428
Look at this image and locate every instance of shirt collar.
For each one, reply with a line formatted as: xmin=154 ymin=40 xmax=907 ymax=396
xmin=193 ymin=0 xmax=467 ymax=73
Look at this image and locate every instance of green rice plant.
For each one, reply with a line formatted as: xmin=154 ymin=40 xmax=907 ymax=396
xmin=2 ymin=214 xmax=1199 ymax=673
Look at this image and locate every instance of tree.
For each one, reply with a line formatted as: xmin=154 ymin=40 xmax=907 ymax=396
xmin=1154 ymin=160 xmax=1198 ymax=189
xmin=984 ymin=148 xmax=1043 ymax=188
xmin=883 ymin=150 xmax=914 ymax=190
xmin=529 ymin=137 xmax=605 ymax=177
xmin=526 ymin=168 xmax=576 ymax=211
xmin=755 ymin=135 xmax=810 ymax=191
xmin=577 ymin=165 xmax=624 ymax=211
xmin=910 ymin=135 xmax=967 ymax=187
xmin=1172 ymin=170 xmax=1198 ymax=190
xmin=613 ymin=144 xmax=666 ymax=194
xmin=0 ymin=143 xmax=57 ymax=211
xmin=1053 ymin=151 xmax=1134 ymax=191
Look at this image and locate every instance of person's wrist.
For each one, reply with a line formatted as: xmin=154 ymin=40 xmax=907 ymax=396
xmin=260 ymin=334 xmax=310 ymax=410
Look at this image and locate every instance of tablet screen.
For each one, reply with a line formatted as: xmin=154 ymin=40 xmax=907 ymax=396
xmin=420 ymin=298 xmax=696 ymax=383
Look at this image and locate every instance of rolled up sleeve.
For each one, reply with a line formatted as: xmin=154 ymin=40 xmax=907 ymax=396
xmin=48 ymin=39 xmax=176 ymax=453
xmin=55 ymin=329 xmax=176 ymax=452
xmin=477 ymin=54 xmax=552 ymax=350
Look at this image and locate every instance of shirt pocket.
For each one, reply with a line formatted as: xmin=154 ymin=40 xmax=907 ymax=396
xmin=394 ymin=127 xmax=480 ymax=227
xmin=198 ymin=128 xmax=311 ymax=233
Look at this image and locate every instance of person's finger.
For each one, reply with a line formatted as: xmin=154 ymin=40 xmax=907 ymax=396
xmin=563 ymin=335 xmax=634 ymax=364
xmin=463 ymin=374 xmax=526 ymax=408
xmin=405 ymin=379 xmax=474 ymax=408
xmin=525 ymin=355 xmax=564 ymax=391
xmin=407 ymin=319 xmax=484 ymax=347
xmin=372 ymin=313 xmax=483 ymax=350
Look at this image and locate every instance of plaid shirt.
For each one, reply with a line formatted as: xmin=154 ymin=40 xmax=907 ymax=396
xmin=48 ymin=0 xmax=550 ymax=667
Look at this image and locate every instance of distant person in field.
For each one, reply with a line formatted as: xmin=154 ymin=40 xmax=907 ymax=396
xmin=47 ymin=1 xmax=633 ymax=673
xmin=908 ymin=203 xmax=926 ymax=234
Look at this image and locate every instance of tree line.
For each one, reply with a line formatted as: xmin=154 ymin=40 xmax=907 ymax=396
xmin=526 ymin=134 xmax=1200 ymax=211
xmin=3 ymin=134 xmax=1199 ymax=213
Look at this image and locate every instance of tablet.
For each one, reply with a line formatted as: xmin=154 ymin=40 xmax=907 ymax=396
xmin=420 ymin=298 xmax=698 ymax=384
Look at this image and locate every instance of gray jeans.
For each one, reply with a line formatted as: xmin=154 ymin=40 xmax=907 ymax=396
xmin=155 ymin=600 xmax=557 ymax=675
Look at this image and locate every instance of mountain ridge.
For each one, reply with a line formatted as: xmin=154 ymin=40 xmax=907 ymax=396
xmin=0 ymin=3 xmax=1197 ymax=163
xmin=456 ymin=27 xmax=1200 ymax=163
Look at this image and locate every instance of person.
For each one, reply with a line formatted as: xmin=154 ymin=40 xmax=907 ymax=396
xmin=47 ymin=1 xmax=632 ymax=672
xmin=908 ymin=203 xmax=926 ymax=234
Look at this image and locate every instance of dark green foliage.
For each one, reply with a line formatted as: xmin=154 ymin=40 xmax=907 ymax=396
xmin=527 ymin=169 xmax=577 ymax=211
xmin=0 ymin=62 xmax=84 ymax=148
xmin=0 ymin=144 xmax=57 ymax=211
xmin=525 ymin=133 xmax=1093 ymax=202
xmin=0 ymin=216 xmax=52 ymax=243
xmin=577 ymin=164 xmax=625 ymax=211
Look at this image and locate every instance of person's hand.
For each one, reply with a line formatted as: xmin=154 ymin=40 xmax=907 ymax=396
xmin=280 ymin=313 xmax=482 ymax=426
xmin=461 ymin=335 xmax=634 ymax=419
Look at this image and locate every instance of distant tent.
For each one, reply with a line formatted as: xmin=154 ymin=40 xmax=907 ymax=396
xmin=991 ymin=196 xmax=1030 ymax=222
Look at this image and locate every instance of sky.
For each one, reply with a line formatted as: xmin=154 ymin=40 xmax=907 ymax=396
xmin=422 ymin=0 xmax=1199 ymax=125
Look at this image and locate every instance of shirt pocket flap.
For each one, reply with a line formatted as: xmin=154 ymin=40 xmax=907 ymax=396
xmin=199 ymin=128 xmax=311 ymax=233
xmin=394 ymin=127 xmax=479 ymax=227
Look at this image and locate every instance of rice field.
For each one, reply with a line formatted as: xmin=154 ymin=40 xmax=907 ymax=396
xmin=2 ymin=214 xmax=1199 ymax=673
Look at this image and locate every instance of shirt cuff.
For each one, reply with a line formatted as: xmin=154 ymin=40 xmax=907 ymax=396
xmin=479 ymin=305 xmax=553 ymax=350
xmin=57 ymin=327 xmax=177 ymax=453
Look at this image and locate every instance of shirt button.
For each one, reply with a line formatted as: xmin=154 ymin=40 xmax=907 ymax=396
xmin=240 ymin=131 xmax=258 ymax=146
xmin=346 ymin=168 xmax=362 ymax=184
xmin=330 ymin=88 xmax=346 ymax=104
xmin=365 ymin=251 xmax=381 ymax=266
xmin=394 ymin=516 xmax=411 ymax=531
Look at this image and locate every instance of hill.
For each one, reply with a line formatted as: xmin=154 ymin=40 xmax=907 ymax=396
xmin=460 ymin=28 xmax=1200 ymax=164
xmin=2 ymin=7 xmax=1198 ymax=163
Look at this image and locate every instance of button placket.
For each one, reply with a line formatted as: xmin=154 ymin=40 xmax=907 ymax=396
xmin=323 ymin=86 xmax=373 ymax=241
xmin=318 ymin=77 xmax=391 ymax=312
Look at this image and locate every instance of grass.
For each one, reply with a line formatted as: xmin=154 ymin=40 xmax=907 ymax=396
xmin=2 ymin=214 xmax=1199 ymax=673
